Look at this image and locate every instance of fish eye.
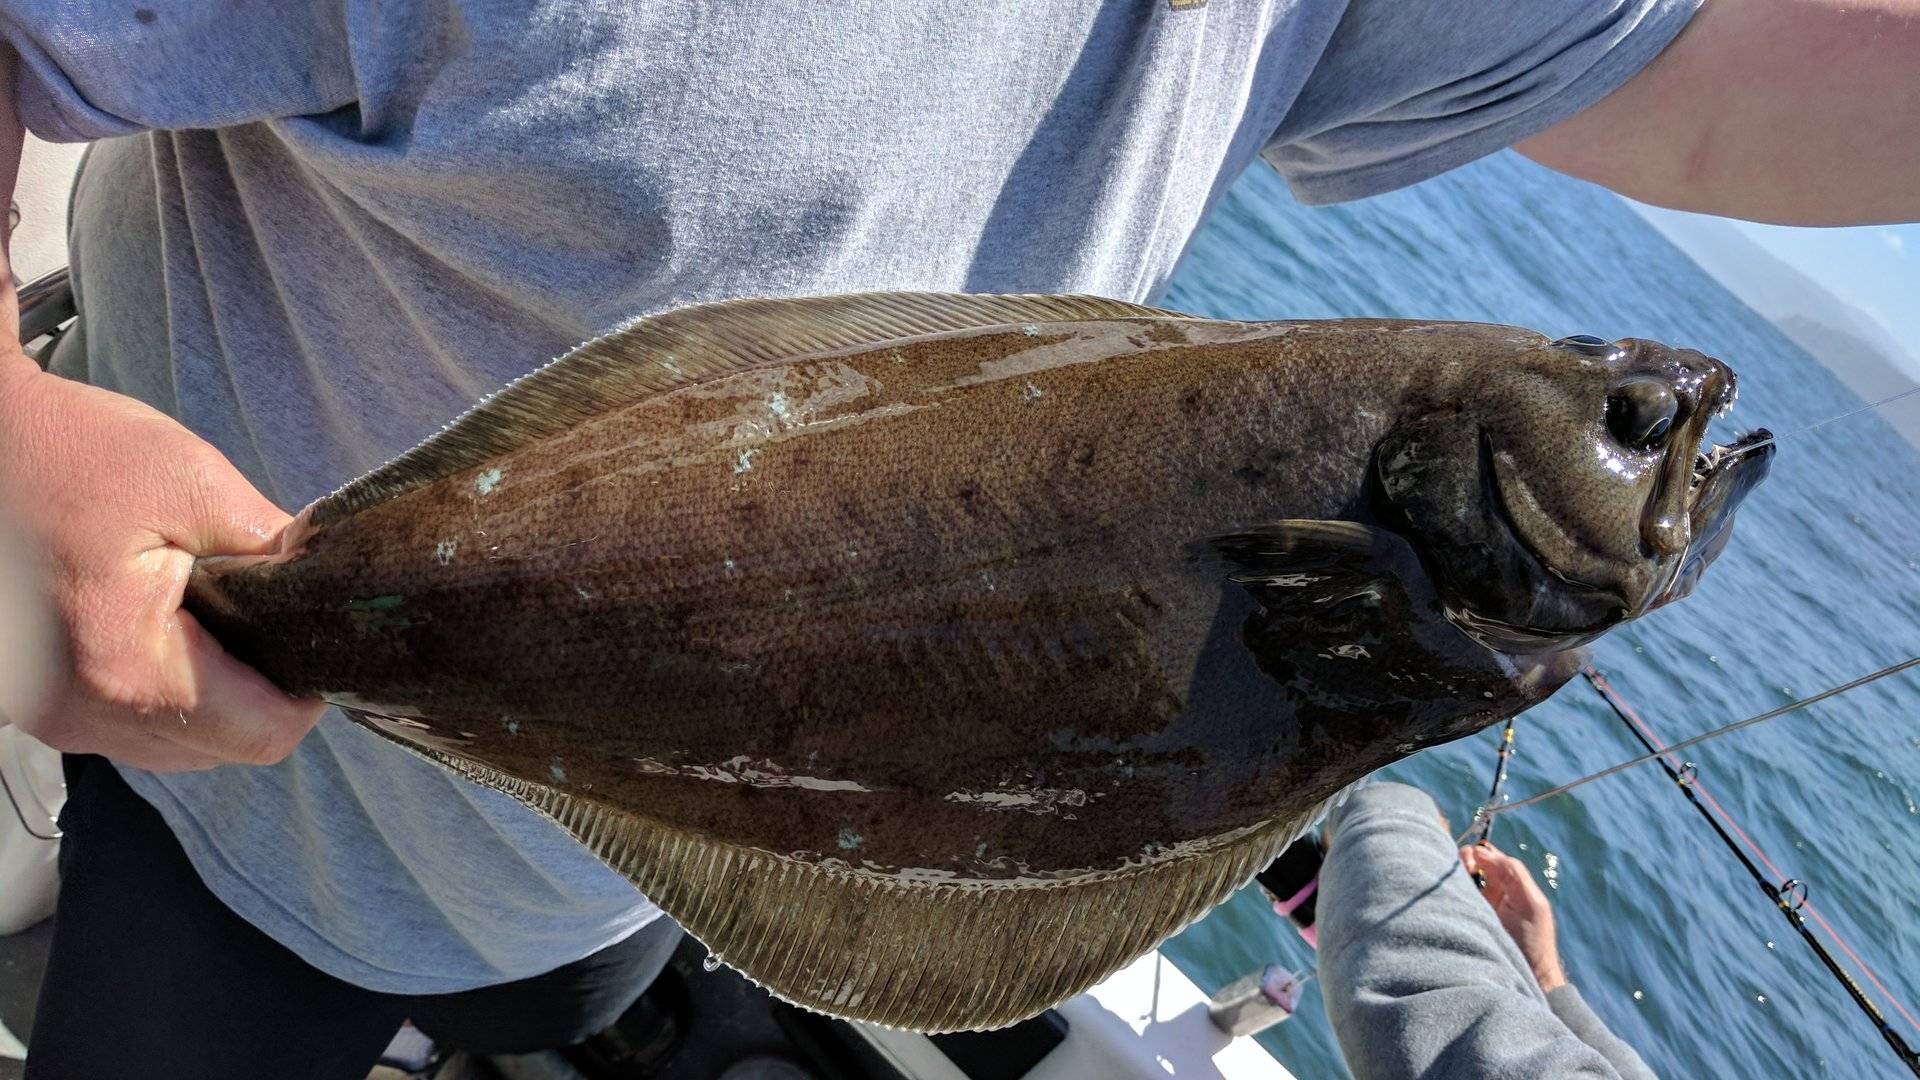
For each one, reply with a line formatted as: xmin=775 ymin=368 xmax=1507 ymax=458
xmin=1554 ymin=334 xmax=1617 ymax=357
xmin=1606 ymin=375 xmax=1680 ymax=451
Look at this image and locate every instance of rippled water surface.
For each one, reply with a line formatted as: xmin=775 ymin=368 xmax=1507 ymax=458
xmin=1158 ymin=152 xmax=1920 ymax=1079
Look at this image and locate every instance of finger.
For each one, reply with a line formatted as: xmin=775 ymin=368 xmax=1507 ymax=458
xmin=1469 ymin=845 xmax=1527 ymax=893
xmin=29 ymin=695 xmax=229 ymax=772
xmin=120 ymin=728 xmax=229 ymax=772
xmin=151 ymin=610 xmax=325 ymax=765
xmin=163 ymin=447 xmax=293 ymax=557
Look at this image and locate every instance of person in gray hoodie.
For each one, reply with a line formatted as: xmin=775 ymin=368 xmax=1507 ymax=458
xmin=1319 ymin=783 xmax=1656 ymax=1079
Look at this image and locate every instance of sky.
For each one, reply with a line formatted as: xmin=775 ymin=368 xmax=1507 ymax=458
xmin=1724 ymin=220 xmax=1920 ymax=377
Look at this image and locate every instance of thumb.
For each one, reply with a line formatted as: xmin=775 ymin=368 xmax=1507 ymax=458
xmin=1459 ymin=845 xmax=1483 ymax=876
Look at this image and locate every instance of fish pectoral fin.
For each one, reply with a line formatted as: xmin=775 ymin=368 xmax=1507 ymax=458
xmin=1208 ymin=520 xmax=1577 ymax=745
xmin=1209 ymin=518 xmax=1490 ymax=676
xmin=305 ymin=292 xmax=1189 ymax=528
xmin=359 ymin=726 xmax=1316 ymax=1034
xmin=1209 ymin=519 xmax=1445 ymax=626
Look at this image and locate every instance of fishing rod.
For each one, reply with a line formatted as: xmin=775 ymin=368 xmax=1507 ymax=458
xmin=1466 ymin=717 xmax=1516 ymax=889
xmin=1580 ymin=666 xmax=1920 ymax=1077
xmin=1486 ymin=656 xmax=1919 ymax=817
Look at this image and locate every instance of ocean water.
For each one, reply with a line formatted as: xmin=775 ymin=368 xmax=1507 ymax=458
xmin=1158 ymin=152 xmax=1920 ymax=1078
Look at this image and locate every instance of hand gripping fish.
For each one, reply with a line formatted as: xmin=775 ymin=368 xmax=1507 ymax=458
xmin=184 ymin=293 xmax=1773 ymax=1031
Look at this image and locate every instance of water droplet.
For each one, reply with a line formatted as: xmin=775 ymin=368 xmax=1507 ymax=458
xmin=1756 ymin=994 xmax=1767 ymax=1004
xmin=703 ymin=953 xmax=722 ymax=973
xmin=1708 ymin=655 xmax=1719 ymax=664
xmin=1632 ymin=989 xmax=1644 ymax=1001
xmin=1765 ymin=941 xmax=1775 ymax=950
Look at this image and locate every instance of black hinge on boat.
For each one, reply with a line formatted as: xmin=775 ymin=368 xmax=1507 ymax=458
xmin=928 ymin=1010 xmax=1072 ymax=1079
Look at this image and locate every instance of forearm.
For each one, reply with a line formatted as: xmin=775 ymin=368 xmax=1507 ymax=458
xmin=1519 ymin=0 xmax=1920 ymax=226
xmin=1548 ymin=985 xmax=1659 ymax=1080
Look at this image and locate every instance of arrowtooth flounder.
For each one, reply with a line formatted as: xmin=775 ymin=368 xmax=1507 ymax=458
xmin=185 ymin=293 xmax=1771 ymax=1030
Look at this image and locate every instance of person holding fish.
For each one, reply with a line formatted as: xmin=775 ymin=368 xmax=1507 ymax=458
xmin=0 ymin=0 xmax=1912 ymax=1076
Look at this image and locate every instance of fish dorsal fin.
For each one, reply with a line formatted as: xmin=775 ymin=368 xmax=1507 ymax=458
xmin=306 ymin=292 xmax=1189 ymax=528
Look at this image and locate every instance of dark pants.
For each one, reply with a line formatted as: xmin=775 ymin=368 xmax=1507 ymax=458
xmin=26 ymin=755 xmax=679 ymax=1080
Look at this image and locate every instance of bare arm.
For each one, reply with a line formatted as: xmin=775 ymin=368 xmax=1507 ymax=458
xmin=0 ymin=46 xmax=324 ymax=770
xmin=1518 ymin=0 xmax=1920 ymax=226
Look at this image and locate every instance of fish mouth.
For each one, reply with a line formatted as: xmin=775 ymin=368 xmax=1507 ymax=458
xmin=1462 ymin=419 xmax=1774 ymax=651
xmin=1654 ymin=426 xmax=1775 ymax=608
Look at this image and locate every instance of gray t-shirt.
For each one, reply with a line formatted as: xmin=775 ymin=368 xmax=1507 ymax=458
xmin=5 ymin=0 xmax=1697 ymax=993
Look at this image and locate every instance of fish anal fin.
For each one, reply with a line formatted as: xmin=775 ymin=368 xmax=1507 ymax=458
xmin=352 ymin=717 xmax=1311 ymax=1033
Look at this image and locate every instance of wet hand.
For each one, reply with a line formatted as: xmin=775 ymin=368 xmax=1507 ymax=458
xmin=1460 ymin=842 xmax=1567 ymax=993
xmin=0 ymin=362 xmax=325 ymax=771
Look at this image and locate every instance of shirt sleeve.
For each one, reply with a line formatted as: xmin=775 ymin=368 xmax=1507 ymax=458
xmin=1266 ymin=0 xmax=1703 ymax=204
xmin=0 ymin=1 xmax=356 ymax=142
xmin=1317 ymin=782 xmax=1639 ymax=1078
xmin=1549 ymin=985 xmax=1660 ymax=1080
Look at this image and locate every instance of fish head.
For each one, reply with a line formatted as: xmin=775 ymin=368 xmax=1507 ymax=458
xmin=1372 ymin=331 xmax=1773 ymax=653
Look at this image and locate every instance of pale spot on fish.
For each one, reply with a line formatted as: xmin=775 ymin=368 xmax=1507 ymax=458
xmin=734 ymin=448 xmax=757 ymax=474
xmin=474 ymin=468 xmax=504 ymax=496
xmin=723 ymin=557 xmax=737 ymax=572
xmin=576 ymin=586 xmax=595 ymax=600
xmin=504 ymin=719 xmax=521 ymax=736
xmin=768 ymin=392 xmax=792 ymax=420
xmin=1021 ymin=324 xmax=1039 ymax=337
xmin=434 ymin=540 xmax=457 ymax=565
xmin=837 ymin=828 xmax=863 ymax=851
xmin=1024 ymin=382 xmax=1045 ymax=401
xmin=1330 ymin=644 xmax=1370 ymax=660
xmin=549 ymin=760 xmax=567 ymax=783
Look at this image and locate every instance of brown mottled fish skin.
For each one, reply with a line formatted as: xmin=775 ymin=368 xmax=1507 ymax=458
xmin=183 ymin=294 xmax=1770 ymax=1031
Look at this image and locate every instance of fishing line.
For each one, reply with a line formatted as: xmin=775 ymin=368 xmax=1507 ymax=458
xmin=1483 ymin=656 xmax=1919 ymax=819
xmin=1736 ymin=385 xmax=1920 ymax=448
xmin=0 ymin=762 xmax=59 ymax=842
